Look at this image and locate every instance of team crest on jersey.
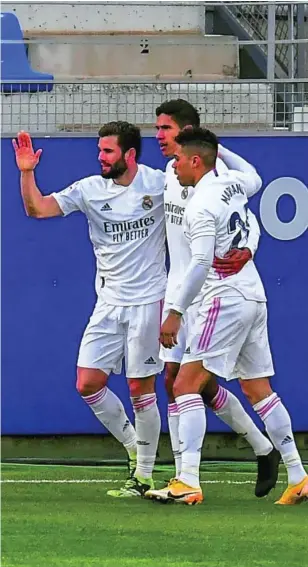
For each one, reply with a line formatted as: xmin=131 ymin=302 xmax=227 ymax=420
xmin=181 ymin=187 xmax=188 ymax=200
xmin=142 ymin=195 xmax=153 ymax=210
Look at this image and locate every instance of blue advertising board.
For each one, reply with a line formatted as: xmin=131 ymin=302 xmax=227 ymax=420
xmin=2 ymin=135 xmax=308 ymax=434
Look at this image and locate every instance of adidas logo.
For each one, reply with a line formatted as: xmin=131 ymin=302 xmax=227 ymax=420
xmin=144 ymin=356 xmax=156 ymax=365
xmin=281 ymin=435 xmax=293 ymax=445
xmin=123 ymin=419 xmax=130 ymax=432
xmin=184 ymin=346 xmax=191 ymax=354
xmin=101 ymin=203 xmax=112 ymax=211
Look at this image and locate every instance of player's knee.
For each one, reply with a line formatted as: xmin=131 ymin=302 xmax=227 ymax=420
xmin=165 ymin=363 xmax=180 ymax=401
xmin=173 ymin=363 xmax=212 ymax=398
xmin=172 ymin=367 xmax=194 ymax=398
xmin=128 ymin=378 xmax=142 ymax=398
xmin=201 ymin=377 xmax=219 ymax=406
xmin=128 ymin=376 xmax=155 ymax=398
xmin=76 ymin=367 xmax=108 ymax=397
xmin=239 ymin=377 xmax=273 ymax=405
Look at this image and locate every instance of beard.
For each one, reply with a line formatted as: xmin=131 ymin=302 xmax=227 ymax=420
xmin=101 ymin=157 xmax=128 ymax=179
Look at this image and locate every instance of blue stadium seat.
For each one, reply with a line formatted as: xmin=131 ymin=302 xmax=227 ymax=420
xmin=1 ymin=12 xmax=54 ymax=93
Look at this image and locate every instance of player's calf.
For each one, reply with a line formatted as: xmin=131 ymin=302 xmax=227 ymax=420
xmin=78 ymin=368 xmax=137 ymax=464
xmin=242 ymin=379 xmax=307 ymax=493
xmin=129 ymin=375 xmax=160 ymax=483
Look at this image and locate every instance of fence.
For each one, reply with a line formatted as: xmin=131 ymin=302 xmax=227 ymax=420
xmin=222 ymin=2 xmax=308 ymax=78
xmin=2 ymin=78 xmax=308 ymax=134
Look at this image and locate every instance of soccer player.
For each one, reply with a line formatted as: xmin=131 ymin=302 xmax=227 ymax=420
xmin=13 ymin=122 xmax=166 ymax=498
xmin=154 ymin=99 xmax=280 ymax=498
xmin=150 ymin=127 xmax=308 ymax=505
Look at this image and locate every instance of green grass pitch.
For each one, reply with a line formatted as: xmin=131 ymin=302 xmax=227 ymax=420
xmin=2 ymin=463 xmax=307 ymax=567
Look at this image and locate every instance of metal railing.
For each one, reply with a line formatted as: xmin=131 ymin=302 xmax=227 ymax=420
xmin=224 ymin=3 xmax=308 ymax=79
xmin=2 ymin=79 xmax=308 ymax=135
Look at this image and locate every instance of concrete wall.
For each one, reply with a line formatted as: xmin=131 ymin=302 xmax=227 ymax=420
xmin=4 ymin=2 xmax=206 ymax=34
xmin=29 ymin=35 xmax=238 ymax=79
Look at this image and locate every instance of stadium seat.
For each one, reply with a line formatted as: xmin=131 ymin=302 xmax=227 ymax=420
xmin=1 ymin=12 xmax=54 ymax=93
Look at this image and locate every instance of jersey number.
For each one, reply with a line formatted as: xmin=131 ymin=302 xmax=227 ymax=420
xmin=228 ymin=211 xmax=250 ymax=249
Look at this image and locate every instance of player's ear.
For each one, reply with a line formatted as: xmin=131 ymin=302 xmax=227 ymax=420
xmin=125 ymin=147 xmax=136 ymax=164
xmin=192 ymin=155 xmax=200 ymax=169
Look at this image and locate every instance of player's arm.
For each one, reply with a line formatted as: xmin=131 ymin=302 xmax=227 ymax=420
xmin=170 ymin=209 xmax=216 ymax=315
xmin=13 ymin=131 xmax=63 ymax=218
xmin=245 ymin=209 xmax=260 ymax=258
xmin=20 ymin=171 xmax=63 ymax=218
xmin=218 ymin=144 xmax=262 ymax=197
xmin=160 ymin=207 xmax=215 ymax=348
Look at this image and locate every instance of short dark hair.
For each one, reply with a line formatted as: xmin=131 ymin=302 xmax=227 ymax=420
xmin=155 ymin=99 xmax=200 ymax=128
xmin=175 ymin=127 xmax=218 ymax=165
xmin=98 ymin=121 xmax=141 ymax=160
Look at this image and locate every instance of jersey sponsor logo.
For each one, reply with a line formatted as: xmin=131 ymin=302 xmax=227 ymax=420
xmin=165 ymin=202 xmax=185 ymax=216
xmin=103 ymin=216 xmax=155 ymax=243
xmin=142 ymin=195 xmax=153 ymax=210
xmin=221 ymin=183 xmax=245 ymax=205
xmin=164 ymin=201 xmax=185 ymax=226
xmin=181 ymin=187 xmax=188 ymax=200
xmin=101 ymin=203 xmax=112 ymax=211
xmin=144 ymin=356 xmax=156 ymax=364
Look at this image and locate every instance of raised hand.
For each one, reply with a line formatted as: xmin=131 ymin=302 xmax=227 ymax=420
xmin=12 ymin=131 xmax=42 ymax=172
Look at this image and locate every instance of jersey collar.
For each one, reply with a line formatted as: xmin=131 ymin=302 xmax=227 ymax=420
xmin=195 ymin=168 xmax=219 ymax=191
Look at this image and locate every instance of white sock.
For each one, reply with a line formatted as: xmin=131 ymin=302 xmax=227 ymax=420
xmin=212 ymin=386 xmax=273 ymax=456
xmin=132 ymin=394 xmax=161 ymax=479
xmin=168 ymin=403 xmax=181 ymax=478
xmin=176 ymin=394 xmax=206 ymax=489
xmin=83 ymin=387 xmax=137 ymax=458
xmin=253 ymin=393 xmax=306 ymax=485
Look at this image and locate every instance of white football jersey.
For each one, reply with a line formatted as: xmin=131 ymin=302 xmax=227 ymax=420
xmin=164 ymin=157 xmax=228 ymax=303
xmin=183 ymin=169 xmax=266 ymax=303
xmin=52 ymin=164 xmax=167 ymax=306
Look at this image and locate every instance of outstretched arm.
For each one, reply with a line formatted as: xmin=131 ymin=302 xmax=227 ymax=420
xmin=13 ymin=131 xmax=63 ymax=218
xmin=218 ymin=144 xmax=262 ymax=198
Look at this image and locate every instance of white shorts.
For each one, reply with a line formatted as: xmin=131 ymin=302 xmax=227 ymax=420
xmin=78 ymin=297 xmax=164 ymax=378
xmin=181 ymin=296 xmax=274 ymax=381
xmin=159 ymin=302 xmax=200 ymax=364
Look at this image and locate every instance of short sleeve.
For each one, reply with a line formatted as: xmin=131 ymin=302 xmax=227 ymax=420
xmin=51 ymin=180 xmax=86 ymax=216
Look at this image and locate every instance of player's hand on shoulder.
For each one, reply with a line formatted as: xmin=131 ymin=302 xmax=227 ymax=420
xmin=12 ymin=131 xmax=42 ymax=172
